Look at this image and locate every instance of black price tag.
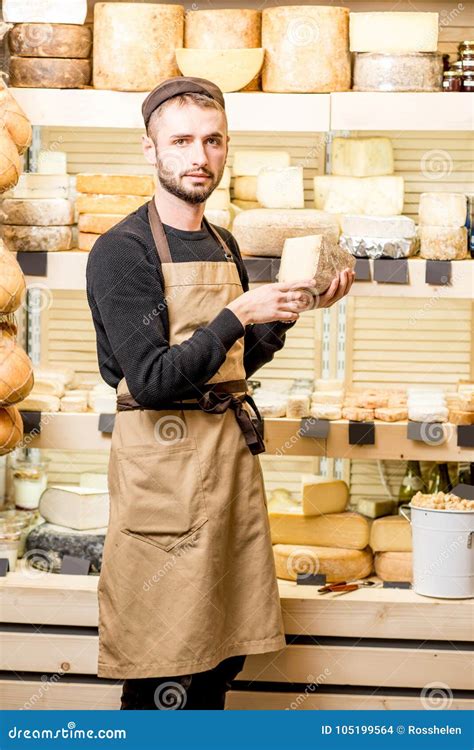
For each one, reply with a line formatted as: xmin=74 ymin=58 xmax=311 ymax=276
xmin=0 ymin=559 xmax=10 ymax=577
xmin=383 ymin=581 xmax=411 ymax=589
xmin=60 ymin=555 xmax=91 ymax=576
xmin=374 ymin=258 xmax=409 ymax=284
xmin=407 ymin=420 xmax=446 ymax=444
xmin=16 ymin=252 xmax=48 ymax=277
xmin=300 ymin=417 xmax=330 ymax=439
xmin=457 ymin=425 xmax=474 ymax=448
xmin=244 ymin=258 xmax=273 ymax=283
xmin=20 ymin=411 xmax=42 ymax=435
xmin=348 ymin=421 xmax=375 ymax=446
xmin=98 ymin=413 xmax=115 ymax=433
xmin=296 ymin=573 xmax=326 ymax=586
xmin=354 ymin=258 xmax=371 ymax=281
xmin=451 ymin=483 xmax=474 ymax=500
xmin=425 ymin=260 xmax=452 ymax=286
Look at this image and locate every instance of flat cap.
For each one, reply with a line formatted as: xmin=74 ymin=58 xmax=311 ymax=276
xmin=142 ymin=76 xmax=225 ymax=128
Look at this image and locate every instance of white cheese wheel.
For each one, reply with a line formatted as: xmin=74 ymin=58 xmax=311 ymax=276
xmin=39 ymin=485 xmax=109 ymax=530
xmin=0 ymin=337 xmax=33 ymax=406
xmin=76 ymin=174 xmax=155 ymax=197
xmin=3 ymin=0 xmax=87 ymax=24
xmin=286 ymin=394 xmax=310 ymax=419
xmin=60 ymin=395 xmax=88 ymax=412
xmin=311 ymin=390 xmax=345 ymax=405
xmin=353 ymin=52 xmax=443 ymax=93
xmin=233 ymin=150 xmax=290 ymax=177
xmin=1 ymin=198 xmax=74 ymax=226
xmin=408 ymin=405 xmax=449 ymax=423
xmin=341 ymin=214 xmax=416 ymax=239
xmin=0 ymin=80 xmax=32 ymax=156
xmin=278 ymin=234 xmax=355 ymax=294
xmin=37 ymin=150 xmax=67 ymax=174
xmin=204 ymin=209 xmax=231 ymax=229
xmin=9 ymin=56 xmax=91 ymax=88
xmin=78 ymin=232 xmax=99 ymax=252
xmin=257 ymin=166 xmax=304 ymax=209
xmin=34 ymin=366 xmax=75 ymax=387
xmin=419 ymin=226 xmax=468 ymax=260
xmin=78 ymin=214 xmax=125 ymax=234
xmin=262 ymin=6 xmax=350 ymax=93
xmin=274 ymin=544 xmax=373 ymax=582
xmin=350 ymin=12 xmax=439 ymax=53
xmin=8 ymin=23 xmax=92 ymax=58
xmin=93 ymin=3 xmax=184 ymax=92
xmin=418 ymin=193 xmax=467 ymax=227
xmin=175 ymin=48 xmax=264 ymax=93
xmin=205 ymin=188 xmax=230 ymax=210
xmin=233 ymin=176 xmax=258 ymax=201
xmin=17 ymin=393 xmax=60 ymax=411
xmin=375 ymin=552 xmax=412 ymax=583
xmin=0 ymin=246 xmax=25 ymax=314
xmin=310 ymin=404 xmax=342 ymax=421
xmin=185 ymin=9 xmax=261 ymax=49
xmin=314 ymin=175 xmax=404 ymax=216
xmin=332 ymin=137 xmax=394 ymax=178
xmin=3 ymin=173 xmax=69 ymax=200
xmin=30 ymin=378 xmax=64 ymax=397
xmin=314 ymin=378 xmax=344 ymax=392
xmin=301 ymin=475 xmax=348 ymax=516
xmin=0 ymin=130 xmax=21 ymax=194
xmin=269 ymin=510 xmax=370 ymax=549
xmin=370 ymin=516 xmax=412 ymax=553
xmin=1 ymin=225 xmax=72 ymax=252
xmin=0 ymin=405 xmax=23 ymax=456
xmin=76 ymin=193 xmax=149 ymax=215
xmin=233 ymin=208 xmax=339 ymax=257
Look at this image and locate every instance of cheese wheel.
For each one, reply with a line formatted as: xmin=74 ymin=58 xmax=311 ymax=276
xmin=418 ymin=193 xmax=467 ymax=227
xmin=233 ymin=177 xmax=258 ymax=201
xmin=374 ymin=551 xmax=412 ymax=583
xmin=314 ymin=175 xmax=404 ymax=216
xmin=93 ymin=3 xmax=184 ymax=92
xmin=76 ymin=174 xmax=155 ymax=197
xmin=204 ymin=209 xmax=231 ymax=229
xmin=269 ymin=510 xmax=370 ymax=549
xmin=374 ymin=407 xmax=408 ymax=422
xmin=310 ymin=404 xmax=342 ymax=420
xmin=4 ymin=173 xmax=69 ymax=200
xmin=9 ymin=57 xmax=91 ymax=88
xmin=350 ymin=12 xmax=439 ymax=53
xmin=0 ymin=337 xmax=34 ymax=406
xmin=34 ymin=366 xmax=75 ymax=387
xmin=8 ymin=23 xmax=92 ymax=58
xmin=30 ymin=377 xmax=65 ymax=397
xmin=205 ymin=188 xmax=230 ymax=210
xmin=0 ymin=80 xmax=32 ymax=155
xmin=175 ymin=48 xmax=264 ymax=93
xmin=76 ymin=194 xmax=149 ymax=215
xmin=217 ymin=166 xmax=231 ymax=190
xmin=342 ymin=406 xmax=374 ymax=422
xmin=419 ymin=226 xmax=468 ymax=260
xmin=1 ymin=198 xmax=75 ymax=226
xmin=257 ymin=166 xmax=305 ymax=209
xmin=353 ymin=52 xmax=443 ymax=93
xmin=449 ymin=410 xmax=474 ymax=426
xmin=0 ymin=130 xmax=22 ymax=194
xmin=370 ymin=516 xmax=412 ymax=553
xmin=17 ymin=393 xmax=60 ymax=411
xmin=185 ymin=9 xmax=261 ymax=49
xmin=262 ymin=6 xmax=350 ymax=93
xmin=78 ymin=214 xmax=125 ymax=234
xmin=0 ymin=405 xmax=24 ymax=456
xmin=0 ymin=244 xmax=25 ymax=313
xmin=78 ymin=232 xmax=100 ymax=252
xmin=273 ymin=544 xmax=373 ymax=582
xmin=332 ymin=137 xmax=394 ymax=178
xmin=232 ymin=208 xmax=339 ymax=257
xmin=60 ymin=394 xmax=88 ymax=412
xmin=1 ymin=225 xmax=73 ymax=252
xmin=3 ymin=0 xmax=87 ymax=24
xmin=37 ymin=150 xmax=67 ymax=174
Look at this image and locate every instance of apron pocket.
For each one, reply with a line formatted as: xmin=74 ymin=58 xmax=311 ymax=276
xmin=116 ymin=437 xmax=207 ymax=552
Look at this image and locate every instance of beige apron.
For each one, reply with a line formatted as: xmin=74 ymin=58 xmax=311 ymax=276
xmin=97 ymin=199 xmax=286 ymax=679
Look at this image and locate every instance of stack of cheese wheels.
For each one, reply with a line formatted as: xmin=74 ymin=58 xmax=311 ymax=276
xmin=350 ymin=12 xmax=442 ymax=92
xmin=370 ymin=515 xmax=412 ymax=582
xmin=1 ymin=173 xmax=74 ymax=252
xmin=76 ymin=174 xmax=155 ymax=251
xmin=6 ymin=0 xmax=91 ymax=88
xmin=262 ymin=6 xmax=350 ymax=93
xmin=183 ymin=8 xmax=262 ymax=91
xmin=270 ymin=476 xmax=374 ymax=583
xmin=93 ymin=3 xmax=184 ymax=92
xmin=0 ymin=80 xmax=32 ymax=194
xmin=418 ymin=193 xmax=468 ymax=261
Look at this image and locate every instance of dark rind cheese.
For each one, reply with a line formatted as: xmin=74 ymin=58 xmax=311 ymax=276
xmin=25 ymin=523 xmax=106 ymax=574
xmin=9 ymin=24 xmax=92 ymax=58
xmin=9 ymin=57 xmax=91 ymax=88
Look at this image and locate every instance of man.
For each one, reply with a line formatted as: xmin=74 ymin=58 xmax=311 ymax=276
xmin=86 ymin=77 xmax=354 ymax=711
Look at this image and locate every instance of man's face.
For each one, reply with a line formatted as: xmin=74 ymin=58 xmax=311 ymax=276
xmin=152 ymin=102 xmax=228 ymax=204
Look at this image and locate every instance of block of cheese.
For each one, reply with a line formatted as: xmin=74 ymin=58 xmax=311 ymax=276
xmin=301 ymin=475 xmax=348 ymax=516
xmin=314 ymin=378 xmax=344 ymax=392
xmin=262 ymin=6 xmax=350 ymax=93
xmin=76 ymin=174 xmax=155 ymax=197
xmin=30 ymin=377 xmax=65 ymax=397
xmin=274 ymin=544 xmax=373 ymax=582
xmin=375 ymin=551 xmax=412 ymax=582
xmin=78 ymin=232 xmax=99 ymax=252
xmin=286 ymin=394 xmax=310 ymax=419
xmin=341 ymin=214 xmax=416 ymax=239
xmin=184 ymin=9 xmax=261 ymax=49
xmin=17 ymin=394 xmax=60 ymax=412
xmin=279 ymin=234 xmax=355 ymax=293
xmin=342 ymin=406 xmax=374 ymax=422
xmin=257 ymin=166 xmax=304 ymax=209
xmin=76 ymin=194 xmax=149 ymax=215
xmin=352 ymin=52 xmax=443 ymax=93
xmin=37 ymin=150 xmax=67 ymax=174
xmin=233 ymin=176 xmax=258 ymax=202
xmin=449 ymin=410 xmax=474 ymax=425
xmin=217 ymin=166 xmax=231 ymax=190
xmin=60 ymin=394 xmax=88 ymax=412
xmin=370 ymin=516 xmax=412 ymax=553
xmin=310 ymin=404 xmax=342 ymax=420
xmin=314 ymin=176 xmax=404 ymax=216
xmin=418 ymin=193 xmax=467 ymax=227
xmin=204 ymin=209 xmax=231 ymax=229
xmin=78 ymin=214 xmax=125 ymax=234
xmin=420 ymin=226 xmax=468 ymax=260
xmin=206 ymin=188 xmax=230 ymax=210
xmin=175 ymin=48 xmax=264 ymax=93
xmin=93 ymin=3 xmax=183 ymax=92
xmin=1 ymin=198 xmax=74 ymax=226
xmin=4 ymin=173 xmax=69 ymax=200
xmin=459 ymin=391 xmax=474 ymax=411
xmin=10 ymin=57 xmax=91 ymax=88
xmin=332 ymin=137 xmax=394 ymax=178
xmin=375 ymin=407 xmax=408 ymax=422
xmin=408 ymin=405 xmax=449 ymax=424
xmin=233 ymin=199 xmax=260 ymax=210
xmin=269 ymin=510 xmax=369 ymax=549
xmin=232 ymin=150 xmax=290 ymax=177
xmin=350 ymin=12 xmax=439 ymax=53
xmin=25 ymin=522 xmax=106 ymax=574
xmin=357 ymin=498 xmax=395 ymax=519
xmin=233 ymin=209 xmax=339 ymax=257
xmin=8 ymin=23 xmax=92 ymax=58
xmin=3 ymin=0 xmax=87 ymax=24
xmin=355 ymin=390 xmax=388 ymax=409
xmin=311 ymin=390 xmax=345 ymax=405
xmin=39 ymin=484 xmax=109 ymax=530
xmin=1 ymin=225 xmax=72 ymax=252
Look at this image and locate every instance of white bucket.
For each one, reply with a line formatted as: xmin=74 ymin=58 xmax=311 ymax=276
xmin=400 ymin=505 xmax=474 ymax=599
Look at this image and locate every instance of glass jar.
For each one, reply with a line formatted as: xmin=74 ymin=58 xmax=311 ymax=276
xmin=458 ymin=41 xmax=474 ymax=56
xmin=0 ymin=528 xmax=22 ymax=572
xmin=443 ymin=71 xmax=463 ymax=91
xmin=462 ymin=71 xmax=474 ymax=92
xmin=12 ymin=459 xmax=49 ymax=510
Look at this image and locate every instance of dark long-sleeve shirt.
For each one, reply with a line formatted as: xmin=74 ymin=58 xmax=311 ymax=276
xmin=86 ymin=201 xmax=295 ymax=407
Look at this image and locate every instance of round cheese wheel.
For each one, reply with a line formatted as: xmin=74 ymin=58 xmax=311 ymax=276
xmin=273 ymin=544 xmax=373 ymax=582
xmin=1 ymin=225 xmax=73 ymax=252
xmin=0 ymin=245 xmax=25 ymax=313
xmin=93 ymin=3 xmax=184 ymax=92
xmin=185 ymin=9 xmax=261 ymax=49
xmin=78 ymin=213 xmax=126 ymax=234
xmin=8 ymin=23 xmax=92 ymax=58
xmin=233 ymin=176 xmax=258 ymax=201
xmin=374 ymin=552 xmax=412 ymax=583
xmin=1 ymin=198 xmax=75 ymax=226
xmin=0 ymin=129 xmax=22 ymax=193
xmin=9 ymin=57 xmax=91 ymax=88
xmin=0 ymin=337 xmax=34 ymax=406
xmin=0 ymin=405 xmax=23 ymax=456
xmin=0 ymin=81 xmax=32 ymax=155
xmin=262 ymin=6 xmax=350 ymax=93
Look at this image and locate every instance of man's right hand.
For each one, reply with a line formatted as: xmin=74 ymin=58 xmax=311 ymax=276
xmin=226 ymin=279 xmax=317 ymax=326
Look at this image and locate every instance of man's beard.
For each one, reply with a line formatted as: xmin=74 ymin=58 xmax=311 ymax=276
xmin=157 ymin=157 xmax=223 ymax=205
